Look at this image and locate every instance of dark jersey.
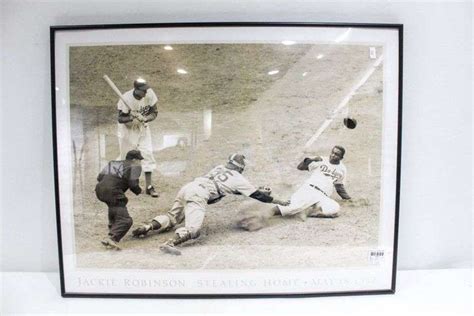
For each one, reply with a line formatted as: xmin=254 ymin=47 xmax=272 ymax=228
xmin=96 ymin=160 xmax=142 ymax=195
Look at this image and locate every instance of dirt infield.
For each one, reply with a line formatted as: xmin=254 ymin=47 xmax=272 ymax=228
xmin=69 ymin=43 xmax=383 ymax=269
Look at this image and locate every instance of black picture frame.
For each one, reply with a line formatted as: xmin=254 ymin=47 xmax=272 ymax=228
xmin=51 ymin=22 xmax=403 ymax=298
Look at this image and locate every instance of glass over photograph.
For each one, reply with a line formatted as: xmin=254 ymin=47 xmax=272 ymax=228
xmin=52 ymin=24 xmax=402 ymax=296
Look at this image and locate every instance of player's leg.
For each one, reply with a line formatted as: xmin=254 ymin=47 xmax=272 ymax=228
xmin=160 ymin=196 xmax=207 ymax=255
xmin=102 ymin=207 xmax=129 ymax=250
xmin=132 ymin=201 xmax=184 ymax=237
xmin=183 ymin=201 xmax=206 ymax=238
xmin=102 ymin=196 xmax=131 ymax=250
xmin=278 ymin=185 xmax=317 ymax=217
xmin=100 ymin=204 xmax=117 ymax=249
xmin=308 ymin=197 xmax=340 ymax=218
xmin=117 ymin=126 xmax=138 ymax=160
xmin=138 ymin=127 xmax=158 ymax=197
xmin=96 ymin=187 xmax=120 ymax=249
xmin=132 ymin=187 xmax=186 ymax=237
xmin=107 ymin=206 xmax=114 ymax=233
xmin=109 ymin=206 xmax=133 ymax=240
xmin=95 ymin=187 xmax=113 ymax=231
xmin=102 ymin=206 xmax=126 ymax=250
xmin=179 ymin=183 xmax=209 ymax=237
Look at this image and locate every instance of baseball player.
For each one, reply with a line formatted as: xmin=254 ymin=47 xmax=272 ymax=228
xmin=132 ymin=154 xmax=290 ymax=255
xmin=117 ymin=78 xmax=159 ymax=198
xmin=268 ymin=145 xmax=351 ymax=220
xmin=95 ymin=150 xmax=144 ymax=250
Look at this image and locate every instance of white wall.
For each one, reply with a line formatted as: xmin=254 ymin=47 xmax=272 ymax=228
xmin=0 ymin=0 xmax=472 ymax=272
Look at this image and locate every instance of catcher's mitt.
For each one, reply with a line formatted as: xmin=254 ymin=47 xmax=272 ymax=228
xmin=343 ymin=117 xmax=357 ymax=129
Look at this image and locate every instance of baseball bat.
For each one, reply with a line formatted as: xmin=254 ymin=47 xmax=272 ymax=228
xmin=102 ymin=74 xmax=147 ymax=125
xmin=103 ymin=74 xmax=131 ymax=108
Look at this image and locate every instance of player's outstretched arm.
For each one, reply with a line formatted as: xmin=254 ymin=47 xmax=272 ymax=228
xmin=297 ymin=156 xmax=322 ymax=170
xmin=335 ymin=183 xmax=351 ymax=200
xmin=249 ymin=188 xmax=289 ymax=206
xmin=249 ymin=190 xmax=273 ymax=203
xmin=272 ymin=197 xmax=290 ymax=206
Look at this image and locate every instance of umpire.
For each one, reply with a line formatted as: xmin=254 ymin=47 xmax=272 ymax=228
xmin=95 ymin=149 xmax=144 ymax=250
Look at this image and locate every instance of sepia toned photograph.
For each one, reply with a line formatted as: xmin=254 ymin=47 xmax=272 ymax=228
xmin=52 ymin=23 xmax=402 ymax=297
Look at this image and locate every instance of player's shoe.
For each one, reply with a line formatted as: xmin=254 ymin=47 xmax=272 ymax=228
xmin=132 ymin=224 xmax=152 ymax=238
xmin=159 ymin=240 xmax=182 ymax=256
xmin=146 ymin=185 xmax=159 ymax=198
xmin=101 ymin=237 xmax=121 ymax=250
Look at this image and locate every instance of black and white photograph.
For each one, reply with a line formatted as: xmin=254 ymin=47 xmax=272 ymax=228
xmin=51 ymin=23 xmax=402 ymax=296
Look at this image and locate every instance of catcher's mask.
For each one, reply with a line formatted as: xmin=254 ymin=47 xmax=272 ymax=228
xmin=226 ymin=154 xmax=246 ymax=172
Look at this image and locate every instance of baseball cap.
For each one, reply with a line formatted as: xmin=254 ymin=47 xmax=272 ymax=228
xmin=134 ymin=78 xmax=150 ymax=91
xmin=126 ymin=149 xmax=144 ymax=160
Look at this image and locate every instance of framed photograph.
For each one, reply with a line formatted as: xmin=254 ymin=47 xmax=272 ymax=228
xmin=51 ymin=22 xmax=403 ymax=297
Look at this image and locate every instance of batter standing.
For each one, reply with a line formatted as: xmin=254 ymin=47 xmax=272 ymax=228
xmin=270 ymin=146 xmax=351 ymax=219
xmin=117 ymin=78 xmax=159 ymax=198
xmin=132 ymin=154 xmax=290 ymax=255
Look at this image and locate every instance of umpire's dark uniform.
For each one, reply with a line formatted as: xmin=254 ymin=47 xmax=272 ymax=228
xmin=95 ymin=150 xmax=143 ymax=242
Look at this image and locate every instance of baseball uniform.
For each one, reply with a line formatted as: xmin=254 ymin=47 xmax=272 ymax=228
xmin=153 ymin=165 xmax=258 ymax=238
xmin=117 ymin=89 xmax=158 ymax=172
xmin=278 ymin=156 xmax=347 ymax=216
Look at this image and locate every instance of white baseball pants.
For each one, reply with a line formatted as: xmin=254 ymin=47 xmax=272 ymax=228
xmin=117 ymin=124 xmax=156 ymax=172
xmin=278 ymin=184 xmax=340 ymax=216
